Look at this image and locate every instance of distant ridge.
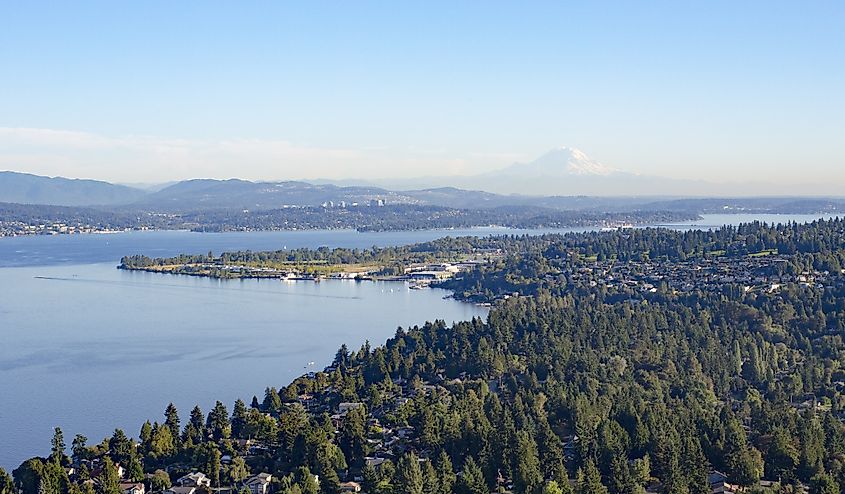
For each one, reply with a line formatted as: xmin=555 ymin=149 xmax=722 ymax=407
xmin=0 ymin=171 xmax=146 ymax=206
xmin=137 ymin=179 xmax=423 ymax=210
xmin=3 ymin=148 xmax=843 ymax=211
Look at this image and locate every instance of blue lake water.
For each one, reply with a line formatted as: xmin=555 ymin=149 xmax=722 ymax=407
xmin=0 ymin=227 xmax=593 ymax=268
xmin=0 ymin=215 xmax=837 ymax=468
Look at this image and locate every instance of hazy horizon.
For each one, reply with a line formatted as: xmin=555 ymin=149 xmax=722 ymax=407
xmin=1 ymin=2 xmax=843 ymax=192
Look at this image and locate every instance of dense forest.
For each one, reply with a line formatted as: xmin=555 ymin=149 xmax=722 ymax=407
xmin=0 ymin=202 xmax=695 ymax=237
xmin=6 ymin=219 xmax=845 ymax=494
xmin=178 ymin=206 xmax=695 ymax=233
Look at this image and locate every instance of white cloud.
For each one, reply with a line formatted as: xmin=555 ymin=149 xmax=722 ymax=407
xmin=0 ymin=127 xmax=518 ymax=183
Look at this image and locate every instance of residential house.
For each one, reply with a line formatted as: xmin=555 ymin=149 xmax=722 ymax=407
xmin=244 ymin=473 xmax=272 ymax=494
xmin=176 ymin=472 xmax=211 ymax=488
xmin=364 ymin=457 xmax=389 ymax=472
xmin=339 ymin=482 xmax=361 ymax=493
xmin=119 ymin=482 xmax=145 ymax=494
xmin=164 ymin=487 xmax=196 ymax=494
xmin=708 ymin=471 xmax=735 ymax=494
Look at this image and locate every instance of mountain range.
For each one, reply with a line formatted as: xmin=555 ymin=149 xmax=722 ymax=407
xmin=1 ymin=148 xmax=841 ymax=212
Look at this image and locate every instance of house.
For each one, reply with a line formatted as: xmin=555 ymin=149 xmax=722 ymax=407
xmin=164 ymin=487 xmax=196 ymax=494
xmin=176 ymin=472 xmax=211 ymax=488
xmin=244 ymin=473 xmax=272 ymax=494
xmin=708 ymin=471 xmax=735 ymax=494
xmin=365 ymin=457 xmax=389 ymax=471
xmin=339 ymin=482 xmax=361 ymax=493
xmin=708 ymin=472 xmax=728 ymax=486
xmin=119 ymin=482 xmax=145 ymax=494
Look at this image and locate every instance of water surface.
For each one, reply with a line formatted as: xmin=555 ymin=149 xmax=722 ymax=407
xmin=0 ymin=263 xmax=485 ymax=468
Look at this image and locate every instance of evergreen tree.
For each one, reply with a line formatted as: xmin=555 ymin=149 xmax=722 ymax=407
xmin=337 ymin=407 xmax=368 ymax=465
xmin=231 ymin=399 xmax=248 ymax=438
xmin=108 ymin=429 xmax=133 ymax=465
xmin=679 ymin=434 xmax=709 ymax=494
xmin=97 ymin=460 xmax=121 ymax=494
xmin=50 ymin=427 xmax=67 ymax=466
xmin=193 ymin=443 xmax=222 ymax=487
xmin=206 ymin=401 xmax=230 ymax=441
xmin=226 ymin=457 xmax=249 ymax=485
xmin=723 ymin=416 xmax=762 ymax=486
xmin=149 ymin=423 xmax=176 ymax=458
xmin=577 ymin=460 xmax=608 ymax=494
xmin=263 ymin=388 xmax=282 ymax=413
xmin=189 ymin=406 xmax=205 ymax=438
xmin=543 ymin=481 xmax=564 ymax=494
xmin=72 ymin=434 xmax=89 ymax=463
xmin=434 ymin=450 xmax=456 ymax=494
xmin=181 ymin=405 xmax=205 ymax=445
xmin=395 ymin=453 xmax=424 ymax=494
xmin=631 ymin=456 xmax=650 ymax=488
xmin=140 ymin=421 xmax=153 ymax=452
xmin=514 ymin=430 xmax=543 ymax=494
xmin=456 ymin=457 xmax=487 ymax=494
xmin=164 ymin=403 xmax=180 ymax=443
xmin=767 ymin=428 xmax=799 ymax=482
xmin=809 ymin=472 xmax=839 ymax=494
xmin=361 ymin=464 xmax=379 ymax=494
xmin=798 ymin=415 xmax=825 ymax=481
xmin=609 ymin=453 xmax=637 ymax=494
xmin=294 ymin=466 xmax=319 ymax=494
xmin=422 ymin=459 xmax=439 ymax=494
xmin=126 ymin=454 xmax=144 ymax=482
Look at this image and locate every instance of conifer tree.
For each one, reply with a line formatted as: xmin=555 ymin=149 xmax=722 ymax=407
xmin=396 ymin=453 xmax=424 ymax=494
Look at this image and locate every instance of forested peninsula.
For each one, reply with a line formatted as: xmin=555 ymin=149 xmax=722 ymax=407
xmin=0 ymin=203 xmax=696 ymax=237
xmin=6 ymin=218 xmax=845 ymax=494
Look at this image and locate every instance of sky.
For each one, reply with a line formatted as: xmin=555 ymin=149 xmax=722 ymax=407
xmin=0 ymin=1 xmax=843 ymax=188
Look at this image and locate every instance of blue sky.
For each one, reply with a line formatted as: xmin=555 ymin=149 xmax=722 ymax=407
xmin=0 ymin=1 xmax=842 ymax=187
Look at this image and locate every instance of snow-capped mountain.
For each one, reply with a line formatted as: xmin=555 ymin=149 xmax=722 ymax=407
xmin=489 ymin=147 xmax=619 ymax=177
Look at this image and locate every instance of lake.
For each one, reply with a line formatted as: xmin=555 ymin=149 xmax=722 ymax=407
xmin=0 ymin=263 xmax=487 ymax=469
xmin=0 ymin=227 xmax=594 ymax=268
xmin=0 ymin=214 xmax=836 ymax=468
